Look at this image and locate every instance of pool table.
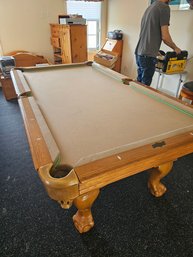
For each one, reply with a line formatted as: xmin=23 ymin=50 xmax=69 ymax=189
xmin=11 ymin=62 xmax=193 ymax=233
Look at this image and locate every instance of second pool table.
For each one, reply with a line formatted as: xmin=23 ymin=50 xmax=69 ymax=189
xmin=11 ymin=62 xmax=193 ymax=233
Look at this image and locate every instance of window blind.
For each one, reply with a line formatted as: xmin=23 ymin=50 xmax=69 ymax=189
xmin=67 ymin=1 xmax=101 ymax=20
xmin=66 ymin=0 xmax=103 ymax=2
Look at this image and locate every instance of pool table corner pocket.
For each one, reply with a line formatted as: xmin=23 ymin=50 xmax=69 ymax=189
xmin=38 ymin=163 xmax=79 ymax=209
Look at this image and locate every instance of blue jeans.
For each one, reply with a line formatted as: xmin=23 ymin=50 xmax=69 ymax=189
xmin=135 ymin=55 xmax=157 ymax=86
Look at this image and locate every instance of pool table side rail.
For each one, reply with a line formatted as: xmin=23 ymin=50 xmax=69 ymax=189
xmin=16 ymin=61 xmax=94 ymax=72
xmin=92 ymin=62 xmax=132 ymax=83
xmin=75 ymin=130 xmax=193 ymax=194
xmin=18 ymin=96 xmax=60 ymax=170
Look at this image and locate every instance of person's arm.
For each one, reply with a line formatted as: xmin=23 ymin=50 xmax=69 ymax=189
xmin=161 ymin=25 xmax=181 ymax=54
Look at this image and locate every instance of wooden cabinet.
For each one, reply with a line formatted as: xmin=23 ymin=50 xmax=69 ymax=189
xmin=50 ymin=24 xmax=87 ymax=64
xmin=94 ymin=39 xmax=123 ymax=73
xmin=0 ymin=76 xmax=17 ymax=100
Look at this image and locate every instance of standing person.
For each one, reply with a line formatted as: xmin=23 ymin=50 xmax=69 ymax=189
xmin=186 ymin=0 xmax=193 ymax=9
xmin=135 ymin=0 xmax=181 ymax=86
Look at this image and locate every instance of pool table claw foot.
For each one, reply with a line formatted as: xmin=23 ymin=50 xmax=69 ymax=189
xmin=73 ymin=210 xmax=94 ymax=233
xmin=73 ymin=189 xmax=100 ymax=233
xmin=148 ymin=161 xmax=173 ymax=197
xmin=148 ymin=180 xmax=167 ymax=197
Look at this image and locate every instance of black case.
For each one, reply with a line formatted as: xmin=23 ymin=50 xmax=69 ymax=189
xmin=108 ymin=30 xmax=123 ymax=40
xmin=0 ymin=56 xmax=15 ymax=78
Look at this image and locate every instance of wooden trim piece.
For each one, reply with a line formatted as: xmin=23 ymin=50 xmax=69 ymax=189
xmin=15 ymin=61 xmax=92 ymax=73
xmin=18 ymin=96 xmax=60 ymax=170
xmin=4 ymin=51 xmax=50 ymax=66
xmin=0 ymin=76 xmax=17 ymax=100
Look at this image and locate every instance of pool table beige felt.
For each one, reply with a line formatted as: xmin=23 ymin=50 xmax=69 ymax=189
xmin=11 ymin=62 xmax=193 ymax=233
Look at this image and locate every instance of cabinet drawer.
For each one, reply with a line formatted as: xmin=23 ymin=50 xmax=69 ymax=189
xmin=51 ymin=37 xmax=60 ymax=48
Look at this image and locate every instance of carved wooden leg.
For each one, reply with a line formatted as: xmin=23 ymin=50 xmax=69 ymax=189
xmin=148 ymin=161 xmax=173 ymax=197
xmin=73 ymin=189 xmax=100 ymax=233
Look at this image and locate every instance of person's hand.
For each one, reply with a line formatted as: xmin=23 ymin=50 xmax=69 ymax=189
xmin=174 ymin=47 xmax=181 ymax=55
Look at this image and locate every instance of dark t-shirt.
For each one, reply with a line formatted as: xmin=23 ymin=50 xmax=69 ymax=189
xmin=135 ymin=1 xmax=170 ymax=57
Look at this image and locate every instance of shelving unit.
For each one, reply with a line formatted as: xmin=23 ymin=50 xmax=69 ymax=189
xmin=50 ymin=24 xmax=87 ymax=64
xmin=94 ymin=39 xmax=123 ymax=73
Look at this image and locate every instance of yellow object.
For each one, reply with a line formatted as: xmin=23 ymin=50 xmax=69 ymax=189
xmin=165 ymin=59 xmax=187 ymax=74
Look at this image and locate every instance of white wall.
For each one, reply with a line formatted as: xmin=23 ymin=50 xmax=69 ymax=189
xmin=0 ymin=0 xmax=65 ymax=62
xmin=168 ymin=10 xmax=193 ymax=80
xmin=107 ymin=0 xmax=193 ymax=81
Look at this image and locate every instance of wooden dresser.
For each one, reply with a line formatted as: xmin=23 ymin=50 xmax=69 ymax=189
xmin=50 ymin=24 xmax=87 ymax=64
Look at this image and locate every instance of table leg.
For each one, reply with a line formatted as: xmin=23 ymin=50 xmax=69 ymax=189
xmin=175 ymin=73 xmax=183 ymax=98
xmin=73 ymin=189 xmax=100 ymax=233
xmin=148 ymin=161 xmax=173 ymax=197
